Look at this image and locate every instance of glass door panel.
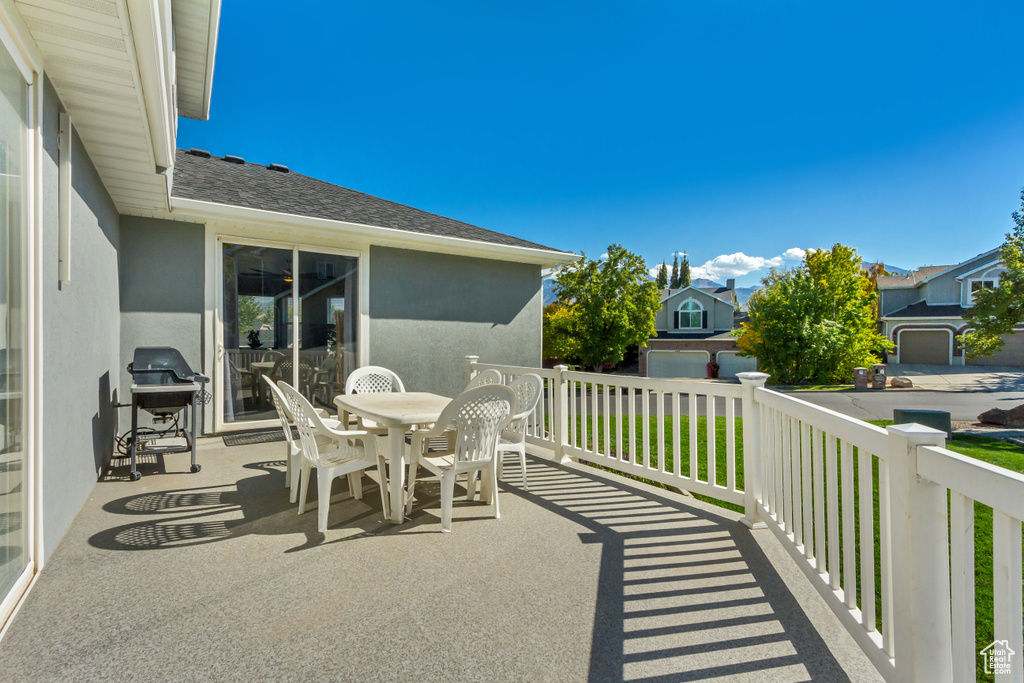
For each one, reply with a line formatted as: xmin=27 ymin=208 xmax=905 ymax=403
xmin=0 ymin=35 xmax=26 ymax=605
xmin=297 ymin=251 xmax=358 ymax=415
xmin=221 ymin=243 xmax=294 ymax=424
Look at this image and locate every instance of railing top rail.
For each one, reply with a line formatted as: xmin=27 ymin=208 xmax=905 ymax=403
xmin=918 ymin=444 xmax=1024 ymax=520
xmin=470 ymin=362 xmax=558 ymax=380
xmin=561 ymin=370 xmax=744 ymax=397
xmin=755 ymin=387 xmax=889 ymax=457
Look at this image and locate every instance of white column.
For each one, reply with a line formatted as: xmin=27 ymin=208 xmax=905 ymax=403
xmin=464 ymin=355 xmax=479 ymax=387
xmin=886 ymin=423 xmax=953 ymax=683
xmin=552 ymin=364 xmax=570 ymax=463
xmin=737 ymin=372 xmax=770 ymax=529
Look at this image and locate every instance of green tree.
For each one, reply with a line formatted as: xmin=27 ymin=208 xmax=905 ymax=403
xmin=542 ymin=302 xmax=579 ymax=361
xmin=679 ymin=253 xmax=691 ymax=288
xmin=237 ymin=296 xmax=272 ymax=337
xmin=655 ymin=261 xmax=669 ymax=288
xmin=549 ymin=244 xmax=660 ymax=370
xmin=959 ymin=189 xmax=1024 ymax=359
xmin=669 ymin=254 xmax=680 ymax=289
xmin=736 ymin=244 xmax=891 ymax=384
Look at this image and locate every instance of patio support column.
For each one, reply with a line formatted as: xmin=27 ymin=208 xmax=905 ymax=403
xmin=464 ymin=355 xmax=479 ymax=386
xmin=737 ymin=372 xmax=770 ymax=529
xmin=552 ymin=364 xmax=571 ymax=463
xmin=886 ymin=423 xmax=953 ymax=683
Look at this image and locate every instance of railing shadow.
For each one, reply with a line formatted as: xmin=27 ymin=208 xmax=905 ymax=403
xmin=500 ymin=456 xmax=851 ymax=682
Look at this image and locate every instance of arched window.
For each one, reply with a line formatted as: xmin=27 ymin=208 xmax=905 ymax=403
xmin=675 ymin=299 xmax=704 ymax=329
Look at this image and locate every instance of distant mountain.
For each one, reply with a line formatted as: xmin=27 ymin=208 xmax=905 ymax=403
xmin=691 ymin=278 xmax=721 ymax=288
xmin=862 ymin=261 xmax=908 ymax=276
xmin=543 ymin=277 xmax=557 ymax=305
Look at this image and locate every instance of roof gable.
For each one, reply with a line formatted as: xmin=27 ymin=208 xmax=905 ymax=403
xmin=661 ymin=285 xmax=735 ymax=308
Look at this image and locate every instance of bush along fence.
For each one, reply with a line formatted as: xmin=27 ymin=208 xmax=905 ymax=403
xmin=465 ymin=356 xmax=1024 ymax=683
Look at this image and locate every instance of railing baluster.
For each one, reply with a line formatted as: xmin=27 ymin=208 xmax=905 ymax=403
xmin=641 ymin=387 xmax=650 ymax=467
xmin=949 ymin=491 xmax=975 ymax=682
xmin=858 ymin=450 xmax=876 ymax=632
xmin=813 ymin=427 xmax=826 ymax=573
xmin=775 ymin=411 xmax=784 ymax=525
xmin=581 ymin=379 xmax=588 ymax=453
xmin=569 ymin=379 xmax=576 ymax=449
xmin=791 ymin=417 xmax=803 ymax=548
xmin=627 ymin=386 xmax=636 ymax=464
xmin=993 ymin=511 xmax=1024 ymax=682
xmin=726 ymin=396 xmax=736 ymax=492
xmin=707 ymin=394 xmax=716 ymax=486
xmin=826 ymin=433 xmax=840 ymax=591
xmin=591 ymin=380 xmax=599 ymax=455
xmin=673 ymin=392 xmax=682 ymax=479
xmin=840 ymin=440 xmax=857 ymax=609
xmin=688 ymin=390 xmax=698 ymax=481
xmin=781 ymin=415 xmax=792 ymax=532
xmin=801 ymin=420 xmax=813 ymax=558
xmin=878 ymin=459 xmax=894 ymax=657
xmin=602 ymin=383 xmax=610 ymax=459
xmin=656 ymin=391 xmax=665 ymax=474
xmin=615 ymin=385 xmax=623 ymax=463
xmin=762 ymin=405 xmax=773 ymax=514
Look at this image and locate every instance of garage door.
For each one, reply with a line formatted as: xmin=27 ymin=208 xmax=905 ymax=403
xmin=718 ymin=351 xmax=758 ymax=378
xmin=648 ymin=351 xmax=709 ymax=379
xmin=967 ymin=332 xmax=1024 ymax=367
xmin=898 ymin=330 xmax=951 ymax=365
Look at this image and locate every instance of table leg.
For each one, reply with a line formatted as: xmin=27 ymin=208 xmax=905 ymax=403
xmin=387 ymin=425 xmax=406 ymax=524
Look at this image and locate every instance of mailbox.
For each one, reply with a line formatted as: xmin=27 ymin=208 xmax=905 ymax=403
xmin=853 ymin=367 xmax=868 ymax=390
xmin=871 ymin=363 xmax=887 ymax=390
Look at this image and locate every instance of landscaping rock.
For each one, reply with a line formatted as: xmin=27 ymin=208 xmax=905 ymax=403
xmin=978 ymin=404 xmax=1024 ymax=428
xmin=890 ymin=377 xmax=913 ymax=388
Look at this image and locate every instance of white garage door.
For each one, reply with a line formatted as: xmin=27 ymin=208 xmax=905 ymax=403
xmin=718 ymin=351 xmax=757 ymax=378
xmin=648 ymin=351 xmax=709 ymax=379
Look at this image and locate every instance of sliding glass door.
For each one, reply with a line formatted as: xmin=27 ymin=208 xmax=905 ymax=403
xmin=219 ymin=241 xmax=359 ymax=427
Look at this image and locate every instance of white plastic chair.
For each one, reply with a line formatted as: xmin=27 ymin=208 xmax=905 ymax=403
xmin=464 ymin=368 xmax=501 ymax=391
xmin=263 ymin=376 xmax=346 ymax=504
xmin=279 ymin=382 xmax=388 ymax=532
xmin=496 ymin=374 xmax=543 ymax=492
xmin=343 ymin=366 xmax=406 ymax=432
xmin=405 ymin=384 xmax=515 ymax=532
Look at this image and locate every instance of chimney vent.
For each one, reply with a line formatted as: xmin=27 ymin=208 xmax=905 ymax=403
xmin=187 ymin=148 xmax=210 ymax=158
xmin=726 ymin=279 xmax=735 ymax=291
xmin=223 ymin=155 xmax=245 ymax=164
xmin=267 ymin=163 xmax=289 ymax=173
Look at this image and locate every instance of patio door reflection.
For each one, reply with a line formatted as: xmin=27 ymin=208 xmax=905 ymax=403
xmin=221 ymin=243 xmax=294 ymax=424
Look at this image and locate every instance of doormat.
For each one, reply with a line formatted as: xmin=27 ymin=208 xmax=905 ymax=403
xmin=222 ymin=428 xmax=293 ymax=447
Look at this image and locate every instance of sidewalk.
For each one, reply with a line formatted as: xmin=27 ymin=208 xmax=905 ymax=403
xmin=886 ymin=364 xmax=1024 ymax=392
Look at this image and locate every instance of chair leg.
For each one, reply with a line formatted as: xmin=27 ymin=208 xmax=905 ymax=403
xmin=440 ymin=470 xmax=456 ymax=533
xmin=298 ymin=463 xmax=312 ymax=515
xmin=317 ymin=469 xmax=332 ymax=532
xmin=376 ymin=456 xmax=390 ymax=520
xmin=491 ymin=463 xmax=500 ymax=519
xmin=349 ymin=472 xmax=363 ymax=500
xmin=465 ymin=470 xmax=478 ymax=502
xmin=497 ymin=448 xmax=505 ymax=482
xmin=518 ymin=446 xmax=529 ymax=492
xmin=405 ymin=458 xmax=419 ymax=516
xmin=289 ymin=454 xmax=301 ymax=504
xmin=284 ymin=442 xmax=292 ymax=489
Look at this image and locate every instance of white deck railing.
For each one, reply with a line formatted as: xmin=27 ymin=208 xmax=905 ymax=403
xmin=466 ymin=356 xmax=1024 ymax=683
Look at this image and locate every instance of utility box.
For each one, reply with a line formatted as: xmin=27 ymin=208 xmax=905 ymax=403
xmin=871 ymin=363 xmax=887 ymax=390
xmin=853 ymin=367 xmax=868 ymax=390
xmin=893 ymin=409 xmax=952 ymax=438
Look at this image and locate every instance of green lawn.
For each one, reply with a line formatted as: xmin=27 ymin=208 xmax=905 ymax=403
xmin=569 ymin=413 xmax=1023 ymax=681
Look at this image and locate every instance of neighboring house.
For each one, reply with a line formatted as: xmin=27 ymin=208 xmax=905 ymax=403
xmin=0 ymin=0 xmax=575 ymax=626
xmin=639 ymin=278 xmax=757 ymax=378
xmin=877 ymin=247 xmax=1022 ymax=366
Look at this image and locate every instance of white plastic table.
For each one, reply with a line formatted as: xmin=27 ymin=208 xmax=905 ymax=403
xmin=334 ymin=392 xmax=451 ymax=524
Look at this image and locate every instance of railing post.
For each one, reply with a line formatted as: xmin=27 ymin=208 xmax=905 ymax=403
xmin=552 ymin=364 xmax=571 ymax=463
xmin=886 ymin=423 xmax=952 ymax=683
xmin=464 ymin=355 xmax=479 ymax=386
xmin=737 ymin=372 xmax=770 ymax=529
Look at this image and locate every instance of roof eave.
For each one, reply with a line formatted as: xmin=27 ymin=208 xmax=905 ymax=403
xmin=169 ymin=196 xmax=579 ymax=266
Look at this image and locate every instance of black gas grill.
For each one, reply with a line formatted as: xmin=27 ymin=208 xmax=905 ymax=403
xmin=125 ymin=347 xmax=209 ymax=481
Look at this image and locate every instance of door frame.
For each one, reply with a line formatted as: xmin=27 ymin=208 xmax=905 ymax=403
xmin=212 ymin=234 xmax=366 ymax=433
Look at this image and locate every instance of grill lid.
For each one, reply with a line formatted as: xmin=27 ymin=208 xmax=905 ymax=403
xmin=129 ymin=347 xmax=199 ymax=384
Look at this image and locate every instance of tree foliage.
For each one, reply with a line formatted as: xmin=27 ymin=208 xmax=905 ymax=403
xmin=959 ymin=189 xmax=1024 ymax=359
xmin=735 ymin=244 xmax=891 ymax=384
xmin=669 ymin=254 xmax=680 ymax=289
xmin=656 ymin=261 xmax=669 ymax=288
xmin=546 ymin=244 xmax=660 ymax=370
xmin=679 ymin=253 xmax=691 ymax=288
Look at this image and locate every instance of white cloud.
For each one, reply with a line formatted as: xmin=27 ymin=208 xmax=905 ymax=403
xmin=690 ymin=247 xmax=807 ymax=282
xmin=782 ymin=247 xmax=806 ymax=260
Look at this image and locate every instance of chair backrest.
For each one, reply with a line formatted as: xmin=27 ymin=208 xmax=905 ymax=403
xmin=464 ymin=368 xmax=501 ymax=391
xmin=278 ymin=381 xmax=333 ymax=466
xmin=345 ymin=366 xmax=406 ymax=395
xmin=262 ymin=376 xmax=296 ymax=449
xmin=434 ymin=384 xmax=514 ymax=465
xmin=261 ymin=350 xmax=285 ymax=363
xmin=503 ymin=374 xmax=543 ymax=441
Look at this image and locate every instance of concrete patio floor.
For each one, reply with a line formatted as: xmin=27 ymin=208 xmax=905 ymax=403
xmin=0 ymin=438 xmax=881 ymax=682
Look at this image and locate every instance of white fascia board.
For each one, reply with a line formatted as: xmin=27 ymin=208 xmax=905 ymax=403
xmin=659 ymin=285 xmax=736 ymax=308
xmin=954 ymin=259 xmax=1003 ymax=281
xmin=200 ymin=0 xmax=220 ymax=120
xmin=169 ymin=196 xmax=580 ymax=267
xmin=880 ymin=316 xmax=964 ymax=322
xmin=125 ymin=0 xmax=175 ymax=173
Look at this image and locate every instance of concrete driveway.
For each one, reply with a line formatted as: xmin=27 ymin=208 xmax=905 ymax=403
xmin=792 ymin=388 xmax=1024 ymax=422
xmin=886 ymin=364 xmax=1024 ymax=391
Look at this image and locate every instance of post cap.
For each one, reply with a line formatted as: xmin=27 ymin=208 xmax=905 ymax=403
xmin=886 ymin=422 xmax=947 ymax=446
xmin=736 ymin=372 xmax=770 ymax=385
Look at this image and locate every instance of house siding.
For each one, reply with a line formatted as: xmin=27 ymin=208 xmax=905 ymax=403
xmin=657 ymin=289 xmax=733 ymax=331
xmin=368 ymin=246 xmax=542 ymax=397
xmin=118 ymin=216 xmax=206 ymax=429
xmin=40 ymin=77 xmax=122 ymax=560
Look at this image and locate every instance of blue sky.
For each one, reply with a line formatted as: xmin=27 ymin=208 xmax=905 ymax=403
xmin=179 ymin=1 xmax=1024 ymax=286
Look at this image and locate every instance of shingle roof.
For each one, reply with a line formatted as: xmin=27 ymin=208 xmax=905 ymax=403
xmin=171 ymin=149 xmax=565 ymax=253
xmin=884 ymin=302 xmax=967 ymax=318
xmin=876 ymin=264 xmax=953 ymax=289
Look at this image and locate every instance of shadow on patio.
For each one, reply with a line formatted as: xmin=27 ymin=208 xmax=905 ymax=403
xmin=0 ymin=439 xmax=879 ymax=682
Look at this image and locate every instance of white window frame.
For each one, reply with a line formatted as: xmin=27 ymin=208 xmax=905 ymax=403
xmin=676 ymin=298 xmax=703 ymax=330
xmin=965 ymin=277 xmax=998 ymax=306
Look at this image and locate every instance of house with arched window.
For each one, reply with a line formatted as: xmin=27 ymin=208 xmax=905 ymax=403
xmin=639 ymin=280 xmax=757 ymax=379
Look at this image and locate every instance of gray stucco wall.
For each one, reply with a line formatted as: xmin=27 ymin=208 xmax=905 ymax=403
xmin=657 ymin=288 xmax=734 ymax=331
xmin=879 ymin=287 xmax=920 ymax=316
xmin=368 ymin=247 xmax=542 ymax=397
xmin=40 ymin=77 xmax=121 ymax=560
xmin=118 ymin=216 xmax=205 ymax=429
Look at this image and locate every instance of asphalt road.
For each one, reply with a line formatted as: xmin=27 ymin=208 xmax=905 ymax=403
xmin=789 ymin=388 xmax=1024 ymax=422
